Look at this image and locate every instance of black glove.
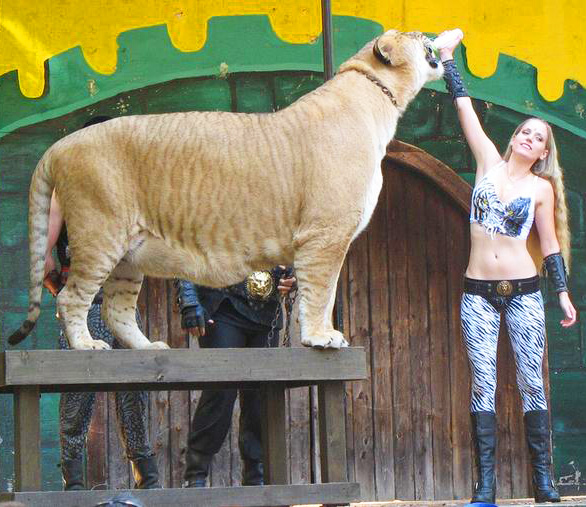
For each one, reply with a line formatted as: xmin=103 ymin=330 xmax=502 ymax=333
xmin=174 ymin=280 xmax=207 ymax=331
xmin=544 ymin=253 xmax=569 ymax=293
xmin=180 ymin=304 xmax=207 ymax=331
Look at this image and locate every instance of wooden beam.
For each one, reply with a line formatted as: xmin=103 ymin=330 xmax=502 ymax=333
xmin=2 ymin=482 xmax=361 ymax=507
xmin=318 ymin=381 xmax=348 ymax=483
xmin=14 ymin=386 xmax=41 ymax=491
xmin=261 ymin=384 xmax=288 ymax=485
xmin=0 ymin=348 xmax=367 ymax=391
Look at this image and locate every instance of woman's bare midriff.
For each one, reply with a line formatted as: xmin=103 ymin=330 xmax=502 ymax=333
xmin=465 ymin=223 xmax=539 ymax=280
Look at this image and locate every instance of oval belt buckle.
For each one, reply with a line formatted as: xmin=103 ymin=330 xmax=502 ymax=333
xmin=245 ymin=270 xmax=274 ymax=301
xmin=496 ymin=280 xmax=513 ymax=297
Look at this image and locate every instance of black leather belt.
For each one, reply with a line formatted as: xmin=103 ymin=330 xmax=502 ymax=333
xmin=464 ymin=275 xmax=540 ymax=298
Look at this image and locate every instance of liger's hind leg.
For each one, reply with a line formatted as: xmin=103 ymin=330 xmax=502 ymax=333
xmin=294 ymin=235 xmax=351 ymax=349
xmin=102 ymin=258 xmax=169 ymax=350
xmin=57 ymin=246 xmax=124 ymax=350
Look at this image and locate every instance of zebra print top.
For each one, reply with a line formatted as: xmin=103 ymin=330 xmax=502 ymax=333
xmin=470 ymin=162 xmax=538 ymax=240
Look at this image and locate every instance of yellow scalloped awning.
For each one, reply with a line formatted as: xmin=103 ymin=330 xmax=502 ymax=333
xmin=0 ymin=0 xmax=584 ymax=101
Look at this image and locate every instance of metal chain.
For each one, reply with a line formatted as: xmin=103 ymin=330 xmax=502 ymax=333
xmin=282 ymin=286 xmax=298 ymax=347
xmin=266 ymin=301 xmax=282 ymax=348
xmin=266 ymin=286 xmax=298 ymax=348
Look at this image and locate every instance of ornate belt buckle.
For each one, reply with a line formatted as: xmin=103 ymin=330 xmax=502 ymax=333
xmin=496 ymin=280 xmax=513 ymax=296
xmin=245 ymin=271 xmax=274 ymax=301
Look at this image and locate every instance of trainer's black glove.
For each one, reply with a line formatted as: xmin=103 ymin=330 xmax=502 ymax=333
xmin=174 ymin=280 xmax=208 ymax=333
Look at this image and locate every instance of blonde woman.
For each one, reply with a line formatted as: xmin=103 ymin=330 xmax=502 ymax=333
xmin=436 ymin=30 xmax=577 ymax=504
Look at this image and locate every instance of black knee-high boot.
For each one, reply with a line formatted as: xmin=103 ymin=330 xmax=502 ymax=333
xmin=61 ymin=458 xmax=85 ymax=491
xmin=471 ymin=411 xmax=497 ymax=503
xmin=131 ymin=455 xmax=161 ymax=489
xmin=524 ymin=410 xmax=561 ymax=503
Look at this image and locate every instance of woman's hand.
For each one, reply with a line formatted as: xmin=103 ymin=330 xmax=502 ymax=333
xmin=434 ymin=29 xmax=464 ymax=61
xmin=558 ymin=291 xmax=577 ymax=327
xmin=44 ymin=254 xmax=56 ymax=277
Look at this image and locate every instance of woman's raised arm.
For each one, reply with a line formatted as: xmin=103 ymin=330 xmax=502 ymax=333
xmin=435 ymin=30 xmax=501 ymax=177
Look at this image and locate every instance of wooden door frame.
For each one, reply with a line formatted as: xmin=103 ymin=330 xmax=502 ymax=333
xmin=385 ymin=140 xmax=471 ymax=213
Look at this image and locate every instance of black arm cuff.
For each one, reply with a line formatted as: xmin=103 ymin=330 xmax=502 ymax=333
xmin=442 ymin=59 xmax=469 ymax=101
xmin=174 ymin=279 xmax=207 ymax=329
xmin=544 ymin=253 xmax=569 ymax=293
xmin=174 ymin=279 xmax=202 ymax=311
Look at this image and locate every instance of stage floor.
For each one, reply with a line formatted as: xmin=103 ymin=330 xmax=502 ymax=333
xmin=345 ymin=498 xmax=586 ymax=507
xmin=294 ymin=497 xmax=586 ymax=507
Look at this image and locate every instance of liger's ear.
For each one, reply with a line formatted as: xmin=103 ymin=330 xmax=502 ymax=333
xmin=373 ymin=34 xmax=404 ymax=66
xmin=373 ymin=37 xmax=392 ymax=65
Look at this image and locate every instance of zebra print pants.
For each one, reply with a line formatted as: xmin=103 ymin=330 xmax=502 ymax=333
xmin=460 ymin=290 xmax=548 ymax=413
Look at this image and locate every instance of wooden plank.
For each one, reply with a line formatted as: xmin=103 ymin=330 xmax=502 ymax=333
xmin=445 ymin=203 xmax=473 ymax=499
xmin=368 ymin=176 xmax=395 ymax=501
xmin=1 ymin=348 xmax=368 ymax=388
xmin=167 ymin=279 xmax=190 ymax=488
xmin=425 ymin=189 xmax=454 ymax=500
xmin=310 ymin=385 xmax=322 ymax=484
xmin=8 ymin=482 xmax=361 ymax=507
xmin=14 ymin=386 xmax=41 ymax=491
xmin=230 ymin=397 xmax=241 ymax=486
xmin=146 ymin=277 xmax=170 ymax=488
xmin=86 ymin=392 xmax=108 ymax=489
xmin=405 ymin=173 xmax=434 ymax=500
xmin=347 ymin=227 xmax=376 ymax=500
xmin=318 ymin=381 xmax=348 ymax=483
xmin=288 ymin=387 xmax=311 ymax=484
xmin=10 ymin=492 xmax=586 ymax=507
xmin=387 ymin=168 xmax=415 ymax=499
xmin=261 ymin=384 xmax=288 ymax=485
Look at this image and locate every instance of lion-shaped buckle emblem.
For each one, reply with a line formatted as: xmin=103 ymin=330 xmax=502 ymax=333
xmin=245 ymin=271 xmax=275 ymax=301
xmin=496 ymin=280 xmax=513 ymax=296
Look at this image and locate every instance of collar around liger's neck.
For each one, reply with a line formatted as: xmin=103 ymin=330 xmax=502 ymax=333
xmin=349 ymin=68 xmax=398 ymax=108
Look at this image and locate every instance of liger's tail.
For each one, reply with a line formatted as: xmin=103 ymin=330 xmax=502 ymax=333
xmin=8 ymin=153 xmax=54 ymax=345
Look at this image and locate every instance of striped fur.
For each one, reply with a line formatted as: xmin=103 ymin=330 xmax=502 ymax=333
xmin=9 ymin=30 xmax=443 ymax=350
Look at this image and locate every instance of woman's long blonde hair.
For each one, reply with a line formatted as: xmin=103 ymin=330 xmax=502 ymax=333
xmin=503 ymin=118 xmax=571 ymax=271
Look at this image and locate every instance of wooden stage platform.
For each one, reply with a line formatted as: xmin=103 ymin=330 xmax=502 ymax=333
xmin=336 ymin=497 xmax=586 ymax=507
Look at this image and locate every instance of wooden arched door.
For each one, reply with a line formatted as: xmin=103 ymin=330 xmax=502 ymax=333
xmin=339 ymin=141 xmax=539 ymax=501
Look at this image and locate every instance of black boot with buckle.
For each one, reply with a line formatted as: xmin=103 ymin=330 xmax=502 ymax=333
xmin=62 ymin=458 xmax=85 ymax=491
xmin=471 ymin=411 xmax=497 ymax=504
xmin=525 ymin=410 xmax=561 ymax=503
xmin=131 ymin=455 xmax=161 ymax=489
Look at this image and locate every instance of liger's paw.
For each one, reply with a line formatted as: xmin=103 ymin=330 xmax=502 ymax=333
xmin=73 ymin=339 xmax=111 ymax=350
xmin=301 ymin=330 xmax=349 ymax=349
xmin=145 ymin=341 xmax=171 ymax=350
